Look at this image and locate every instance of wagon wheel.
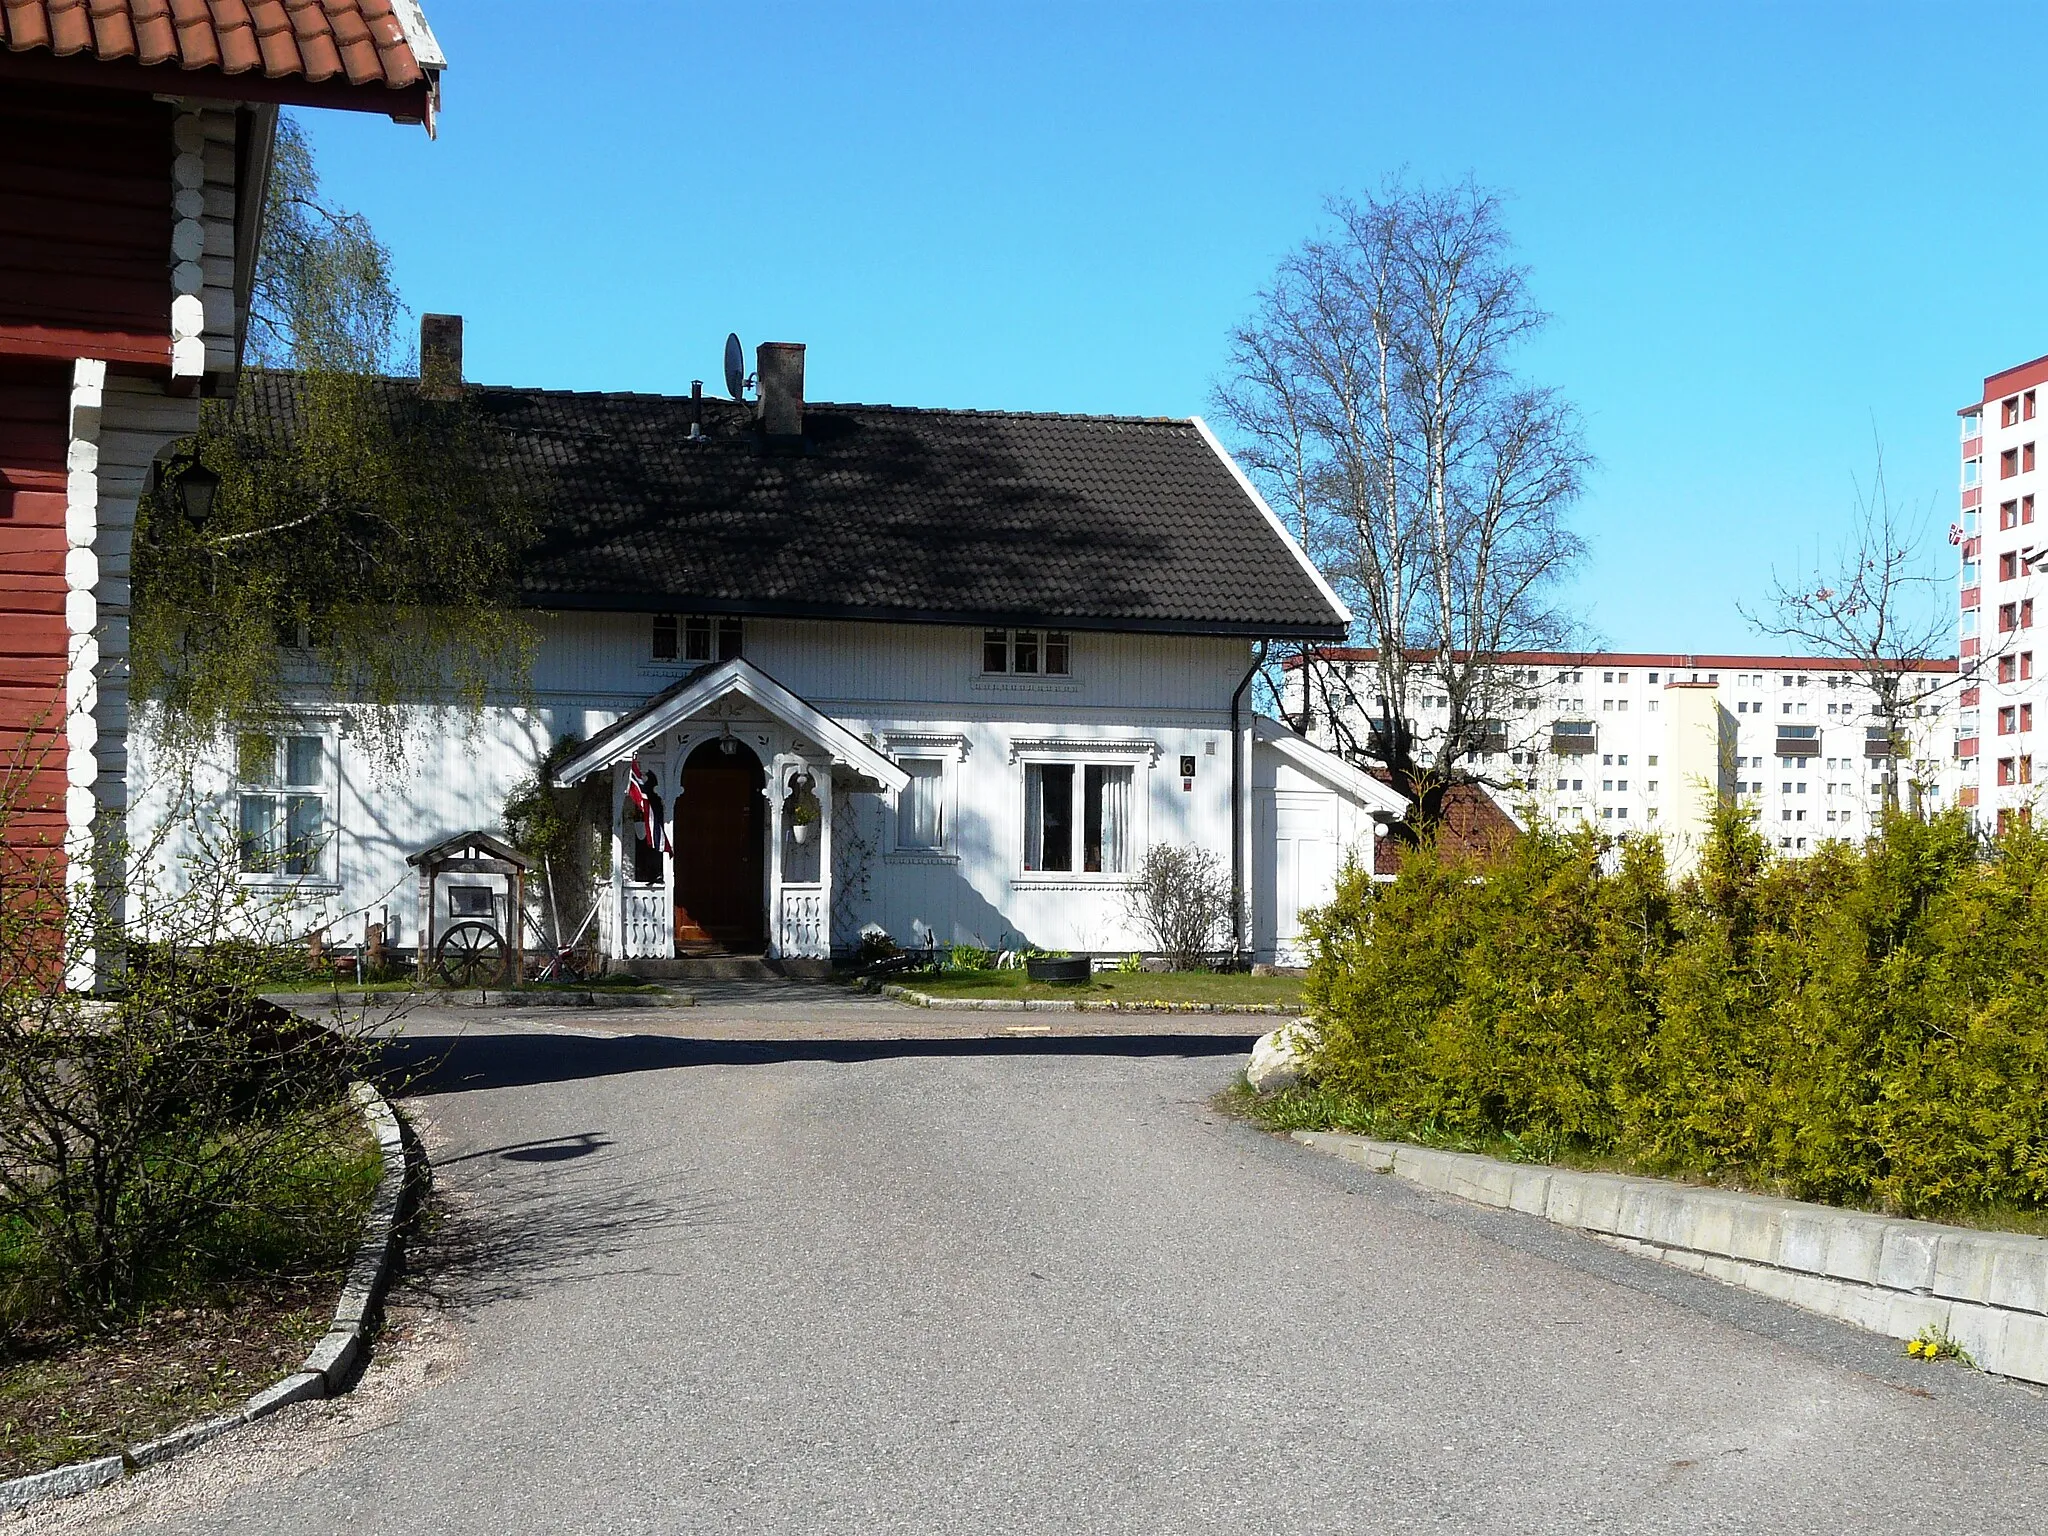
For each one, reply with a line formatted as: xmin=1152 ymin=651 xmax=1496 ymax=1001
xmin=435 ymin=919 xmax=507 ymax=989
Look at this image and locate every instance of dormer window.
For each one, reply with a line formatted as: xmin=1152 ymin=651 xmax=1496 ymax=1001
xmin=653 ymin=614 xmax=742 ymax=663
xmin=983 ymin=628 xmax=1071 ymax=676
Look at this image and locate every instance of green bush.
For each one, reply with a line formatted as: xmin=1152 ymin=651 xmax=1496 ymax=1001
xmin=1302 ymin=804 xmax=2048 ymax=1218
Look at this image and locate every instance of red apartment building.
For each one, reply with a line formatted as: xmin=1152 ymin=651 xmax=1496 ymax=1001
xmin=1958 ymin=351 xmax=2048 ymax=832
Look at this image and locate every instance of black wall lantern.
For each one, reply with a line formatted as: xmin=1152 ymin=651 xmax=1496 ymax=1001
xmin=152 ymin=452 xmax=221 ymax=529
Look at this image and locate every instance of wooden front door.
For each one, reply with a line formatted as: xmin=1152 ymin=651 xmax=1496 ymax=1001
xmin=673 ymin=741 xmax=766 ymax=951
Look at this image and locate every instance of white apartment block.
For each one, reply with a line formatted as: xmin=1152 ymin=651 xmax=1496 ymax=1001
xmin=1957 ymin=351 xmax=2047 ymax=834
xmin=1297 ymin=651 xmax=1960 ymax=865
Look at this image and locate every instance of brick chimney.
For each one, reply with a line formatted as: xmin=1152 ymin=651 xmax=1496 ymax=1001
xmin=756 ymin=341 xmax=805 ymax=439
xmin=420 ymin=313 xmax=463 ymax=401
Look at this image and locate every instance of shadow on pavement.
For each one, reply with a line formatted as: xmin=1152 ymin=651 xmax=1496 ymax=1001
xmin=397 ymin=1155 xmax=734 ymax=1311
xmin=378 ymin=1028 xmax=1258 ymax=1098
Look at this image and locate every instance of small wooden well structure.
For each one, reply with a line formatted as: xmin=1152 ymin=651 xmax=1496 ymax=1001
xmin=407 ymin=830 xmax=532 ymax=985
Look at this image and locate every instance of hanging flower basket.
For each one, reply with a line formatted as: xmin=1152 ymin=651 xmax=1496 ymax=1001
xmin=784 ymin=770 xmax=820 ymax=847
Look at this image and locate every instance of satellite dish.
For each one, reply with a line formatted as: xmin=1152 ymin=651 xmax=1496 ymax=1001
xmin=724 ymin=333 xmax=746 ymax=400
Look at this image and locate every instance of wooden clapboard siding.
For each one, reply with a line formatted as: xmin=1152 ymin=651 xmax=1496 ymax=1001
xmin=0 ymin=360 xmax=73 ymax=854
xmin=0 ymin=83 xmax=172 ymax=352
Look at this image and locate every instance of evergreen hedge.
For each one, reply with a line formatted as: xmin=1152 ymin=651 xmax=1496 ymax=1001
xmin=1302 ymin=806 xmax=2048 ymax=1217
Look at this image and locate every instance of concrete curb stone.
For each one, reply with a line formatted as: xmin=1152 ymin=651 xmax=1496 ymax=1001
xmin=1290 ymin=1128 xmax=2048 ymax=1387
xmin=263 ymin=989 xmax=687 ymax=1010
xmin=0 ymin=1080 xmax=411 ymax=1511
xmin=875 ymin=981 xmax=1301 ymax=1016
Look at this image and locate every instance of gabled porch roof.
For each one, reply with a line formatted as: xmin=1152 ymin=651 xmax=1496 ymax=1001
xmin=556 ymin=657 xmax=911 ymax=794
xmin=1253 ymin=715 xmax=1410 ymax=817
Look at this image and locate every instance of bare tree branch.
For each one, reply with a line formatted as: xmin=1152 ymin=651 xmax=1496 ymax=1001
xmin=1740 ymin=444 xmax=1966 ymax=814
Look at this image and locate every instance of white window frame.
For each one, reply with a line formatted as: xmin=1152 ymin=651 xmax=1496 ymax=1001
xmin=891 ymin=756 xmax=955 ymax=859
xmin=233 ymin=727 xmax=338 ymax=888
xmin=979 ymin=627 xmax=1074 ymax=679
xmin=651 ymin=613 xmax=742 ymax=665
xmin=1009 ymin=741 xmax=1154 ymax=884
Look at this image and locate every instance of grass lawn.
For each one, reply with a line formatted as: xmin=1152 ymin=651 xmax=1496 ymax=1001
xmin=899 ymin=968 xmax=1303 ymax=1007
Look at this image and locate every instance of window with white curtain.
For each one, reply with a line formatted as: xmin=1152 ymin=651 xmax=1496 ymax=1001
xmin=899 ymin=759 xmax=946 ymax=850
xmin=1023 ymin=762 xmax=1131 ymax=873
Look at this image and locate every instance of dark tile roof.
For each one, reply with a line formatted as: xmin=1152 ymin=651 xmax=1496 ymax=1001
xmin=464 ymin=387 xmax=1346 ymax=638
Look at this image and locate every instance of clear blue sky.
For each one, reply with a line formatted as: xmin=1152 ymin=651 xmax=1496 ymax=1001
xmin=304 ymin=2 xmax=2046 ymax=653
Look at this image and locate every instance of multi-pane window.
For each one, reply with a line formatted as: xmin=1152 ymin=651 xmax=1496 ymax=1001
xmin=983 ymin=629 xmax=1072 ymax=676
xmin=652 ymin=614 xmax=742 ymax=662
xmin=898 ymin=759 xmax=947 ymax=851
xmin=1023 ymin=763 xmax=1131 ymax=872
xmin=2003 ymin=448 xmax=2021 ymax=479
xmin=237 ymin=733 xmax=328 ymax=877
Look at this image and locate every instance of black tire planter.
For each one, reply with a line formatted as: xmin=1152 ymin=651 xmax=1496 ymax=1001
xmin=1026 ymin=955 xmax=1092 ymax=985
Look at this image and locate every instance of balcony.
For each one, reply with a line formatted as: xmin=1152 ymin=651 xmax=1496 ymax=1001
xmin=1864 ymin=727 xmax=1898 ymax=759
xmin=1551 ymin=720 xmax=1597 ymax=754
xmin=1775 ymin=724 xmax=1821 ymax=758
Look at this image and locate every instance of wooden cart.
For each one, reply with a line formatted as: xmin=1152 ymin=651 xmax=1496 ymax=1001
xmin=407 ymin=831 xmax=533 ymax=989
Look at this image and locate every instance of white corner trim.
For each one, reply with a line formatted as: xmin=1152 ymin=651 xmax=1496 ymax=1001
xmin=168 ymin=110 xmax=206 ymax=378
xmin=1006 ymin=737 xmax=1161 ymax=765
xmin=1253 ymin=715 xmax=1408 ymax=816
xmin=64 ymin=360 xmax=105 ymax=803
xmin=1187 ymin=415 xmax=1354 ymax=629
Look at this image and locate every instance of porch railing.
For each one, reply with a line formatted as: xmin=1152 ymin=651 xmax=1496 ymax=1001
xmin=621 ymin=885 xmax=669 ymax=959
xmin=779 ymin=888 xmax=825 ymax=959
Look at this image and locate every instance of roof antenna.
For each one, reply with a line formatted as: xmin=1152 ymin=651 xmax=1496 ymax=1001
xmin=688 ymin=380 xmax=703 ymax=441
xmin=723 ymin=333 xmax=752 ymax=402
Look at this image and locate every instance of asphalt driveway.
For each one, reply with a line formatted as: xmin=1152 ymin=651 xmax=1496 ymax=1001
xmin=58 ymin=992 xmax=2048 ymax=1534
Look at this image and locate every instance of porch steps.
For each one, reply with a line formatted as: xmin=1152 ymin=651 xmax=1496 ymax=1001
xmin=617 ymin=954 xmax=783 ymax=981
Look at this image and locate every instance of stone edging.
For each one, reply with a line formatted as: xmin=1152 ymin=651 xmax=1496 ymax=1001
xmin=261 ymin=989 xmax=687 ymax=1010
xmin=1291 ymin=1129 xmax=2048 ymax=1386
xmin=875 ymin=982 xmax=1301 ymax=1015
xmin=0 ymin=1081 xmax=410 ymax=1510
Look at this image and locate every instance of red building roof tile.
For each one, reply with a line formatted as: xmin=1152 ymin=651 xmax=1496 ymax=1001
xmin=1 ymin=0 xmax=441 ymax=118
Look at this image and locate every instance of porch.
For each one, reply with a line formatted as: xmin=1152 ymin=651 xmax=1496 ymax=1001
xmin=555 ymin=657 xmax=909 ymax=965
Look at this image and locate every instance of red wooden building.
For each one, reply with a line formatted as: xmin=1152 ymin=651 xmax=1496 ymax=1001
xmin=0 ymin=1 xmax=443 ymax=890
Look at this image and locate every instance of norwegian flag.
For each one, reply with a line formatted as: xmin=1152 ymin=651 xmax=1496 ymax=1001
xmin=626 ymin=758 xmax=670 ymax=854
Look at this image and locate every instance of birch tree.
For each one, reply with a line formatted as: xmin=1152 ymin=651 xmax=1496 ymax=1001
xmin=134 ymin=115 xmax=534 ymax=770
xmin=1215 ymin=178 xmax=1590 ymax=832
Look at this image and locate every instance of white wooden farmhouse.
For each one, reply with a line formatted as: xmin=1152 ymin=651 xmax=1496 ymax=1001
xmin=131 ymin=332 xmax=1404 ymax=970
